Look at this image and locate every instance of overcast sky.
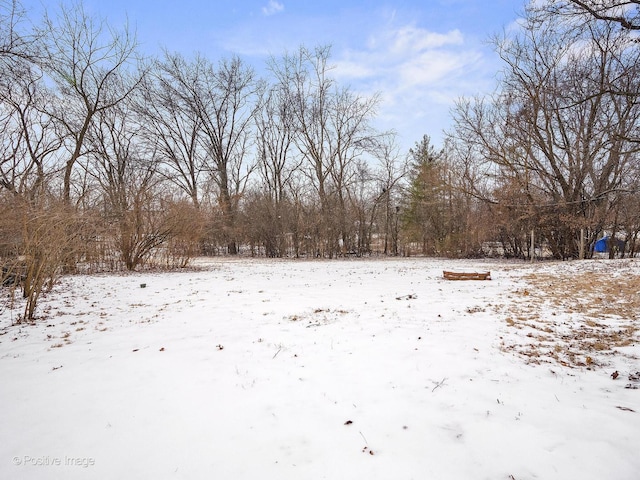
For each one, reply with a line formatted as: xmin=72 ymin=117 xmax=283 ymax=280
xmin=21 ymin=0 xmax=524 ymax=152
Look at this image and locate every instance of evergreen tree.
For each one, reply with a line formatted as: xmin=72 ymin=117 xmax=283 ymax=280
xmin=401 ymin=135 xmax=445 ymax=255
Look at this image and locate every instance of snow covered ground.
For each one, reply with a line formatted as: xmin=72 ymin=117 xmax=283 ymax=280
xmin=1 ymin=257 xmax=639 ymax=480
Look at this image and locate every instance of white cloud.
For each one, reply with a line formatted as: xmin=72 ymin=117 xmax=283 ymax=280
xmin=397 ymin=50 xmax=481 ymax=86
xmin=332 ymin=23 xmax=495 ymax=147
xmin=388 ymin=26 xmax=464 ymax=53
xmin=262 ymin=0 xmax=284 ymax=16
xmin=335 ymin=24 xmax=482 ymax=91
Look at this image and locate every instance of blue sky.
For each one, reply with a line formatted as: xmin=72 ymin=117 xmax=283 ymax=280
xmin=21 ymin=0 xmax=524 ymax=152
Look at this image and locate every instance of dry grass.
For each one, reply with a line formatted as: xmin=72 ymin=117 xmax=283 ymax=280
xmin=501 ymin=269 xmax=640 ymax=368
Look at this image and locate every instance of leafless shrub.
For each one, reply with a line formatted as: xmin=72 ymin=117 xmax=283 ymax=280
xmin=0 ymin=195 xmax=84 ymax=322
xmin=157 ymin=200 xmax=206 ymax=268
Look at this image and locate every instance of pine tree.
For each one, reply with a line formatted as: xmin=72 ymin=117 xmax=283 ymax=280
xmin=401 ymin=135 xmax=445 ymax=255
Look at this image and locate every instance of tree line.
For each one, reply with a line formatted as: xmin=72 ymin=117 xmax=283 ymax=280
xmin=446 ymin=0 xmax=640 ymax=260
xmin=1 ymin=0 xmax=639 ymax=319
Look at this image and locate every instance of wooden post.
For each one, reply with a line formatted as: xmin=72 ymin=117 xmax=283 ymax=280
xmin=530 ymin=229 xmax=535 ymax=263
xmin=579 ymin=228 xmax=585 ymax=260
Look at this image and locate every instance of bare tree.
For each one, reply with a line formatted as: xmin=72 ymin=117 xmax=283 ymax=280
xmin=351 ymin=136 xmax=407 ymax=256
xmin=250 ymin=83 xmax=300 ymax=256
xmin=138 ymin=53 xmax=206 ymax=208
xmin=0 ymin=2 xmax=71 ymax=319
xmin=449 ymin=5 xmax=640 ymax=259
xmin=269 ymin=45 xmax=384 ymax=257
xmin=0 ymin=58 xmax=60 ymax=199
xmin=0 ymin=1 xmax=56 ymax=198
xmin=155 ymin=52 xmax=261 ymax=254
xmin=545 ymin=1 xmax=640 ymax=30
xmin=37 ymin=1 xmax=141 ymax=204
xmin=0 ymin=0 xmax=34 ymax=66
xmin=256 ymin=83 xmax=298 ymax=206
xmin=541 ymin=0 xmax=640 ymax=147
xmin=86 ymin=95 xmax=175 ymax=270
xmin=196 ymin=55 xmax=262 ymax=254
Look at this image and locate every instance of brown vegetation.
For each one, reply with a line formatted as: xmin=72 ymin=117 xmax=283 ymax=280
xmin=501 ymin=268 xmax=640 ymax=367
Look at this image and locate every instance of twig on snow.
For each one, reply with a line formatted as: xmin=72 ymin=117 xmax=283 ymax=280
xmin=395 ymin=293 xmax=417 ymax=300
xmin=432 ymin=377 xmax=448 ymax=392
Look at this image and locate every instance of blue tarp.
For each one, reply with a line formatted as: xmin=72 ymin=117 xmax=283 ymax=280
xmin=594 ymin=236 xmax=625 ymax=253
